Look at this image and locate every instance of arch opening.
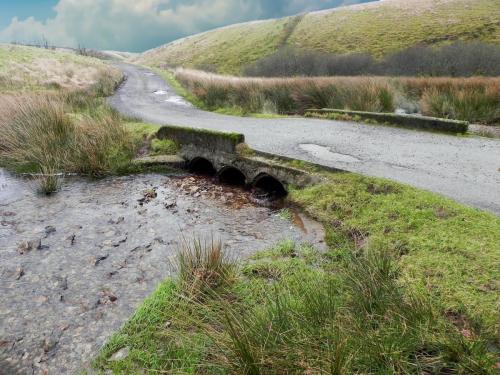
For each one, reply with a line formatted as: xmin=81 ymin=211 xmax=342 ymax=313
xmin=252 ymin=174 xmax=287 ymax=199
xmin=218 ymin=167 xmax=246 ymax=186
xmin=188 ymin=157 xmax=216 ymax=176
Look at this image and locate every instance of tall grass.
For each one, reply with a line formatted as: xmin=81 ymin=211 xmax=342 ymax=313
xmin=214 ymin=248 xmax=494 ymax=374
xmin=176 ymin=238 xmax=236 ymax=297
xmin=174 ymin=69 xmax=500 ymax=124
xmin=0 ymin=93 xmax=134 ymax=179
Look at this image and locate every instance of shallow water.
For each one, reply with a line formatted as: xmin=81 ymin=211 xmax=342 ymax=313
xmin=0 ymin=170 xmax=324 ymax=374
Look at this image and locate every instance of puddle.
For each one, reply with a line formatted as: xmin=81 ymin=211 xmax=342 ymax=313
xmin=0 ymin=171 xmax=324 ymax=373
xmin=299 ymin=144 xmax=361 ymax=164
xmin=153 ymin=89 xmax=168 ymax=95
xmin=165 ymin=96 xmax=190 ymax=106
xmin=143 ymin=72 xmax=155 ymax=76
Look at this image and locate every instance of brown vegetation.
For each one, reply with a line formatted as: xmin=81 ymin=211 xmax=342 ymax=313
xmin=175 ymin=69 xmax=500 ymax=124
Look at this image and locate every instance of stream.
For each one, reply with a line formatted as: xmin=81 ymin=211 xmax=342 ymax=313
xmin=0 ymin=169 xmax=324 ymax=374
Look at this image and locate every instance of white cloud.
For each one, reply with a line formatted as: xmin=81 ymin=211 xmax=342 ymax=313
xmin=0 ymin=0 xmax=370 ymax=52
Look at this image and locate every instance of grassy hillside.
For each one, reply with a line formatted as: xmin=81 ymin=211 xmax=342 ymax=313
xmin=135 ymin=0 xmax=500 ymax=75
xmin=0 ymin=44 xmax=121 ymax=92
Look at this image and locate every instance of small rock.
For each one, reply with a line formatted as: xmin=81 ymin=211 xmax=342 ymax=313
xmin=165 ymin=321 xmax=172 ymax=328
xmin=17 ymin=239 xmax=42 ymax=254
xmin=54 ymin=276 xmax=68 ymax=290
xmin=164 ymin=200 xmax=177 ymax=209
xmin=108 ymin=216 xmax=125 ymax=225
xmin=109 ymin=347 xmax=130 ymax=362
xmin=93 ymin=254 xmax=109 ymax=266
xmin=98 ymin=290 xmax=118 ymax=305
xmin=14 ymin=267 xmax=24 ymax=280
xmin=44 ymin=226 xmax=56 ymax=237
xmin=67 ymin=234 xmax=76 ymax=245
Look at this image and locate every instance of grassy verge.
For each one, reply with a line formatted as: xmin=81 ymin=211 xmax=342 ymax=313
xmin=93 ymin=168 xmax=499 ymax=374
xmin=170 ymin=68 xmax=499 ymax=125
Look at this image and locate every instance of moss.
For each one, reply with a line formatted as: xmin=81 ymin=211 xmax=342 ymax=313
xmin=158 ymin=124 xmax=244 ymax=144
xmin=150 ymin=138 xmax=178 ymax=155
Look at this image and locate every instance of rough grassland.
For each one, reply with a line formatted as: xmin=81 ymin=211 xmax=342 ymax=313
xmin=93 ymin=169 xmax=500 ymax=374
xmin=135 ymin=18 xmax=290 ymax=75
xmin=135 ymin=0 xmax=500 ymax=74
xmin=289 ymin=0 xmax=500 ymax=57
xmin=0 ymin=44 xmax=121 ymax=91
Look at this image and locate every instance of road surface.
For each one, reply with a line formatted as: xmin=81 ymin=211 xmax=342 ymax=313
xmin=108 ymin=63 xmax=500 ymax=215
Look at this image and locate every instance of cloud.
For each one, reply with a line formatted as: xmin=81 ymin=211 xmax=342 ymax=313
xmin=0 ymin=0 xmax=371 ymax=52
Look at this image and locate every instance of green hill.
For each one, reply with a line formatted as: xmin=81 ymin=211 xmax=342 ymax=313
xmin=134 ymin=0 xmax=500 ymax=75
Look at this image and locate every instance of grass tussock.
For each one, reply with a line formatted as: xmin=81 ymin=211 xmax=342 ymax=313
xmin=93 ymin=164 xmax=499 ymax=374
xmin=174 ymin=68 xmax=500 ymax=124
xmin=0 ymin=92 xmax=134 ymax=178
xmin=95 ymin=238 xmax=498 ymax=374
xmin=175 ymin=69 xmax=395 ymax=114
xmin=176 ymin=238 xmax=236 ymax=297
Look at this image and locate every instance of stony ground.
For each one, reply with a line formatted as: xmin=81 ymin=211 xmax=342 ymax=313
xmin=0 ymin=172 xmax=323 ymax=374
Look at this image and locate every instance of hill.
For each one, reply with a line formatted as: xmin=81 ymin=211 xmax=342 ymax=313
xmin=134 ymin=0 xmax=500 ymax=75
xmin=0 ymin=44 xmax=121 ymax=91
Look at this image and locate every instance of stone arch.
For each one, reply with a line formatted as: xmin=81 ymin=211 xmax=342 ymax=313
xmin=251 ymin=173 xmax=287 ymax=198
xmin=188 ymin=157 xmax=216 ymax=175
xmin=218 ymin=166 xmax=247 ymax=186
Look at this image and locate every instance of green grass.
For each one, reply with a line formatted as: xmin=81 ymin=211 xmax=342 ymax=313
xmin=136 ymin=18 xmax=291 ymax=75
xmin=0 ymin=44 xmax=121 ymax=92
xmin=135 ymin=0 xmax=499 ymax=75
xmin=289 ymin=0 xmax=499 ymax=58
xmin=150 ymin=138 xmax=178 ymax=155
xmin=93 ymin=168 xmax=499 ymax=374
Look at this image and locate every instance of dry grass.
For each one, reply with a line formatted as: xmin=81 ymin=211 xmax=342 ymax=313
xmin=175 ymin=69 xmax=395 ymax=114
xmin=0 ymin=93 xmax=134 ymax=177
xmin=175 ymin=69 xmax=500 ymax=123
xmin=0 ymin=44 xmax=122 ymax=92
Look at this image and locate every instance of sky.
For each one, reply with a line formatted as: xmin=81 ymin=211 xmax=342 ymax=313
xmin=0 ymin=0 xmax=372 ymax=52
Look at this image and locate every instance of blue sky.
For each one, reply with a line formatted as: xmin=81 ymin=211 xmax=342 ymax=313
xmin=0 ymin=0 xmax=372 ymax=52
xmin=0 ymin=0 xmax=57 ymax=28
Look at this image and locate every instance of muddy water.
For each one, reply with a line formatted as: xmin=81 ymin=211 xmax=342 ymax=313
xmin=0 ymin=170 xmax=324 ymax=374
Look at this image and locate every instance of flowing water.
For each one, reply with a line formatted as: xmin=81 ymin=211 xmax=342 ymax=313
xmin=0 ymin=169 xmax=324 ymax=374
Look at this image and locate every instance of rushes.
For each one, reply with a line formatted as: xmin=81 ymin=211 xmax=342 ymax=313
xmin=176 ymin=238 xmax=236 ymax=297
xmin=176 ymin=69 xmax=395 ymax=114
xmin=0 ymin=93 xmax=134 ymax=178
xmin=175 ymin=68 xmax=500 ymax=124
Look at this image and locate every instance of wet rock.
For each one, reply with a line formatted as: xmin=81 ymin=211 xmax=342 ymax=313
xmin=44 ymin=226 xmax=56 ymax=238
xmin=164 ymin=200 xmax=177 ymax=209
xmin=97 ymin=290 xmax=118 ymax=305
xmin=67 ymin=234 xmax=76 ymax=245
xmin=108 ymin=216 xmax=125 ymax=225
xmin=14 ymin=267 xmax=24 ymax=280
xmin=138 ymin=188 xmax=157 ymax=205
xmin=54 ymin=276 xmax=68 ymax=290
xmin=93 ymin=254 xmax=109 ymax=266
xmin=18 ymin=239 xmax=42 ymax=254
xmin=108 ymin=347 xmax=130 ymax=362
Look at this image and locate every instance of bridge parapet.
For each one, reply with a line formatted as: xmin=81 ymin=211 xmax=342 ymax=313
xmin=156 ymin=125 xmax=316 ymax=193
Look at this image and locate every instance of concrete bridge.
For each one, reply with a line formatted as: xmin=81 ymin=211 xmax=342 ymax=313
xmin=157 ymin=126 xmax=316 ymax=197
